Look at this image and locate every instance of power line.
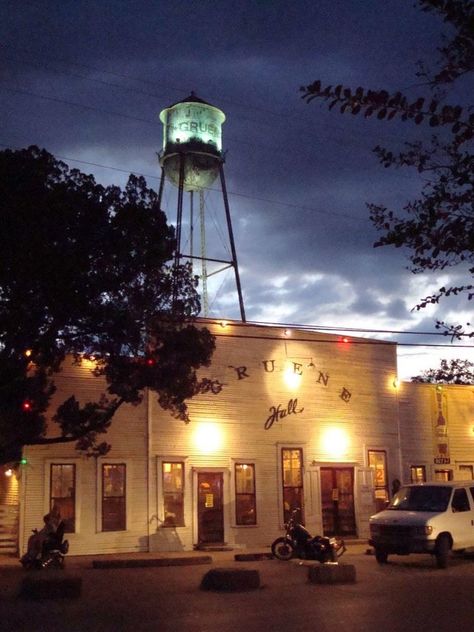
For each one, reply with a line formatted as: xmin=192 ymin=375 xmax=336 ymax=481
xmin=0 ymin=46 xmax=428 ymax=161
xmin=0 ymin=141 xmax=368 ymax=222
xmin=205 ymin=318 xmax=474 ymax=342
xmin=210 ymin=331 xmax=474 ymax=349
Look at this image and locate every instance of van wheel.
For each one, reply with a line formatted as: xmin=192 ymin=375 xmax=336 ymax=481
xmin=435 ymin=535 xmax=451 ymax=569
xmin=375 ymin=548 xmax=388 ymax=564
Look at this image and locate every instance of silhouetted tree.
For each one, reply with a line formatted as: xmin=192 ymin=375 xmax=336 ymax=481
xmin=411 ymin=358 xmax=474 ymax=383
xmin=0 ymin=146 xmax=215 ymax=463
xmin=301 ymin=0 xmax=473 ymax=339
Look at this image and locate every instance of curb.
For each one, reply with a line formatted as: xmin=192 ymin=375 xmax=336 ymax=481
xmin=92 ymin=555 xmax=212 ymax=569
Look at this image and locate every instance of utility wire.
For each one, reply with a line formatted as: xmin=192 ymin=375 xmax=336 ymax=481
xmin=0 ymin=141 xmax=370 ymax=222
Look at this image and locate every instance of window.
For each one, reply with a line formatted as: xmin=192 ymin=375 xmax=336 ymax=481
xmin=235 ymin=463 xmax=256 ymax=525
xmin=162 ymin=462 xmax=184 ymax=526
xmin=452 ymin=488 xmax=470 ymax=513
xmin=102 ymin=464 xmax=126 ymax=531
xmin=434 ymin=469 xmax=453 ymax=482
xmin=368 ymin=450 xmax=389 ymax=510
xmin=410 ymin=465 xmax=426 ymax=483
xmin=50 ymin=464 xmax=75 ymax=533
xmin=459 ymin=465 xmax=474 ymax=480
xmin=282 ymin=448 xmax=304 ymax=523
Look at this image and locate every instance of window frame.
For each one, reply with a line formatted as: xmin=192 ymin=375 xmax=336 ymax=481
xmin=368 ymin=449 xmax=389 ymax=510
xmin=281 ymin=447 xmax=304 ymax=524
xmin=410 ymin=465 xmax=427 ymax=484
xmin=161 ymin=461 xmax=185 ymax=527
xmin=156 ymin=456 xmax=188 ymax=529
xmin=234 ymin=462 xmax=257 ymax=526
xmin=434 ymin=469 xmax=453 ymax=482
xmin=101 ymin=463 xmax=127 ymax=532
xmin=49 ymin=463 xmax=76 ymax=533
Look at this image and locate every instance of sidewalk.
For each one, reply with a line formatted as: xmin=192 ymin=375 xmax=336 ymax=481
xmin=0 ymin=541 xmax=370 ymax=569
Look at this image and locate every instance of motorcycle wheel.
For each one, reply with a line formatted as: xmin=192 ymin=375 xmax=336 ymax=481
xmin=271 ymin=537 xmax=294 ymax=561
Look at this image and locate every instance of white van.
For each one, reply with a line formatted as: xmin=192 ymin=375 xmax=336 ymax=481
xmin=369 ymin=482 xmax=474 ymax=568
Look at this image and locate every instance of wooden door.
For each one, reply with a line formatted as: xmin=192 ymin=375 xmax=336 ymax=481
xmin=320 ymin=467 xmax=356 ymax=536
xmin=197 ymin=472 xmax=224 ymax=544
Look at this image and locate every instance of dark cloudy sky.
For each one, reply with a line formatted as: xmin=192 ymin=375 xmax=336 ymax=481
xmin=1 ymin=0 xmax=472 ymax=378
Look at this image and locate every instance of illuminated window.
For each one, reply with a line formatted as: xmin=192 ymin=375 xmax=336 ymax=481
xmin=368 ymin=450 xmax=389 ymax=511
xmin=235 ymin=464 xmax=256 ymax=525
xmin=102 ymin=464 xmax=126 ymax=531
xmin=282 ymin=448 xmax=304 ymax=523
xmin=50 ymin=464 xmax=75 ymax=533
xmin=434 ymin=469 xmax=453 ymax=482
xmin=459 ymin=465 xmax=474 ymax=480
xmin=162 ymin=462 xmax=184 ymax=526
xmin=410 ymin=465 xmax=426 ymax=483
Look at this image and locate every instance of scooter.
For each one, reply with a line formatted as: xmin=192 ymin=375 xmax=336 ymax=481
xmin=271 ymin=508 xmax=346 ymax=562
xmin=20 ymin=521 xmax=69 ymax=570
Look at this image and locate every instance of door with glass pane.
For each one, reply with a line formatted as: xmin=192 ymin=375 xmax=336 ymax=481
xmin=320 ymin=467 xmax=356 ymax=536
xmin=197 ymin=472 xmax=224 ymax=544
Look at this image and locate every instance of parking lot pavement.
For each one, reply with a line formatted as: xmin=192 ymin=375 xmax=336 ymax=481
xmin=2 ymin=546 xmax=474 ymax=631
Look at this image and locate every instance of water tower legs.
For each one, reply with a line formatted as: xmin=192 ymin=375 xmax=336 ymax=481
xmin=157 ymin=155 xmax=246 ymax=322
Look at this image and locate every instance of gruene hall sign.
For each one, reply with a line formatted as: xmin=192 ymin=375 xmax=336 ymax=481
xmin=199 ymin=359 xmax=354 ymax=430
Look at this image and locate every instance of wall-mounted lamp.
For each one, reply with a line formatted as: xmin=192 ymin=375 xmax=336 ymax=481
xmin=393 ymin=378 xmax=399 ymax=389
xmin=322 ymin=427 xmax=350 ymax=458
xmin=193 ymin=422 xmax=223 ymax=453
xmin=4 ymin=468 xmax=13 ymax=477
xmin=220 ymin=321 xmax=228 ymax=328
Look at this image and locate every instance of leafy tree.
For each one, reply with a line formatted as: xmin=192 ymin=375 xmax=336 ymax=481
xmin=411 ymin=358 xmax=474 ymax=383
xmin=0 ymin=146 xmax=215 ymax=464
xmin=301 ymin=0 xmax=474 ymax=338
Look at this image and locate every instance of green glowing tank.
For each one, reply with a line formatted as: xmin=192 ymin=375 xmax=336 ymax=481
xmin=159 ymin=92 xmax=226 ymax=191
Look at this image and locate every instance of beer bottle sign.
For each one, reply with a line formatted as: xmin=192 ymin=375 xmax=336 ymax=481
xmin=433 ymin=387 xmax=450 ymax=464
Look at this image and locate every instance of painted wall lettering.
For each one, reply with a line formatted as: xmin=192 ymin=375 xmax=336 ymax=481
xmin=198 ymin=378 xmax=225 ymax=395
xmin=340 ymin=387 xmax=352 ymax=403
xmin=262 ymin=360 xmax=275 ymax=373
xmin=317 ymin=371 xmax=329 ymax=386
xmin=264 ymin=398 xmax=304 ymax=430
xmin=229 ymin=365 xmax=249 ymax=380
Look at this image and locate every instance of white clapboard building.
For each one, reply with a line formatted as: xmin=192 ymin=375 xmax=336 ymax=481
xmin=13 ymin=319 xmax=474 ymax=556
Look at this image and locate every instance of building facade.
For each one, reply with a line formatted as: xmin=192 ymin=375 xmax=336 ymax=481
xmin=13 ymin=320 xmax=474 ymax=556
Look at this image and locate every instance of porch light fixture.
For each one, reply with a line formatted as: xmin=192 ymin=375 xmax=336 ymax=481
xmin=284 ymin=363 xmax=302 ymax=389
xmin=194 ymin=422 xmax=222 ymax=453
xmin=322 ymin=427 xmax=349 ymax=458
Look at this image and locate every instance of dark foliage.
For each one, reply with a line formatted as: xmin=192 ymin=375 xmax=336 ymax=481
xmin=300 ymin=0 xmax=474 ymax=338
xmin=411 ymin=358 xmax=474 ymax=383
xmin=0 ymin=146 xmax=215 ymax=463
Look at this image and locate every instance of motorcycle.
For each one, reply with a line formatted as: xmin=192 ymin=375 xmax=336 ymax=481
xmin=271 ymin=508 xmax=346 ymax=562
xmin=20 ymin=520 xmax=69 ymax=570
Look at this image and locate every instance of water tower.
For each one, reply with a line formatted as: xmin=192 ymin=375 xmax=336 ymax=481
xmin=158 ymin=92 xmax=246 ymax=321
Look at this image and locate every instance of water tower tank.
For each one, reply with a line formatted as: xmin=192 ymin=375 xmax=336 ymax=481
xmin=159 ymin=92 xmax=226 ymax=191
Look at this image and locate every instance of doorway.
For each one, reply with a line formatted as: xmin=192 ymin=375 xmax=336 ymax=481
xmin=320 ymin=467 xmax=356 ymax=536
xmin=197 ymin=472 xmax=224 ymax=545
